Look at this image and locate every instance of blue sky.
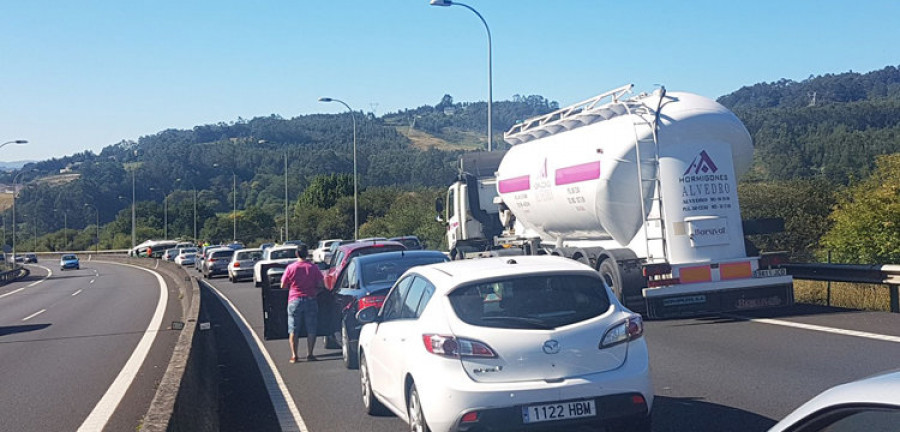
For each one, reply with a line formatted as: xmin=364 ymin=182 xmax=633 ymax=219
xmin=1 ymin=0 xmax=898 ymax=162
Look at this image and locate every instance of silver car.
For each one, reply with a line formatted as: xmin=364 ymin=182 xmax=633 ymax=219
xmin=203 ymin=247 xmax=235 ymax=279
xmin=228 ymin=248 xmax=263 ymax=283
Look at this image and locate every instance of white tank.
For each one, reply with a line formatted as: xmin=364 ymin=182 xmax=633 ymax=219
xmin=497 ymin=90 xmax=753 ymax=262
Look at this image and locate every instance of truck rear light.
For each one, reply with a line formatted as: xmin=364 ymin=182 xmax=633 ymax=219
xmin=357 ymin=294 xmax=386 ymax=311
xmin=422 ymin=334 xmax=496 ymax=358
xmin=646 ymin=277 xmax=680 ymax=288
xmin=600 ymin=314 xmax=643 ymax=349
xmin=759 ymin=252 xmax=789 ymax=268
xmin=642 ymin=263 xmax=672 ymax=277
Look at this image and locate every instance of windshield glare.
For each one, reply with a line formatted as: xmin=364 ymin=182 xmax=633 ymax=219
xmin=360 ymin=257 xmax=445 ymax=285
xmin=448 ymin=274 xmax=611 ymax=329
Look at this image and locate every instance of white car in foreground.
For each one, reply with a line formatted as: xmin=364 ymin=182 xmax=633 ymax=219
xmin=356 ymin=255 xmax=652 ymax=432
xmin=769 ymin=370 xmax=900 ymax=432
xmin=253 ymin=245 xmax=298 ymax=287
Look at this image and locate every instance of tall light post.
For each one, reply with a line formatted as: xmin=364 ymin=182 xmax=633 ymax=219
xmin=430 ymin=0 xmax=493 ymax=151
xmin=84 ymin=203 xmax=99 ymax=253
xmin=130 ymin=167 xmax=136 ymax=249
xmin=284 ymin=151 xmax=289 ymax=241
xmin=213 ymin=164 xmax=237 ymax=242
xmin=176 ymin=178 xmax=198 ymax=242
xmin=54 ymin=209 xmax=67 ymax=251
xmin=1 ymin=140 xmax=28 ymax=150
xmin=318 ymin=97 xmax=358 ymax=240
xmin=11 ymin=170 xmax=30 ymax=261
xmin=149 ymin=187 xmax=168 ymax=239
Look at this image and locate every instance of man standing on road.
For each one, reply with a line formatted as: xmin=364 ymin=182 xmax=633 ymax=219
xmin=282 ymin=244 xmax=325 ymax=362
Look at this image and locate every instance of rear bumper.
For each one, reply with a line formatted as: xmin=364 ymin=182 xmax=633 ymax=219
xmin=416 ymin=340 xmax=653 ymax=432
xmin=643 ymin=276 xmax=793 ymax=319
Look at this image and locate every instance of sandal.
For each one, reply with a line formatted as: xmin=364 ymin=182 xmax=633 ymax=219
xmin=289 ymin=356 xmax=298 ymax=363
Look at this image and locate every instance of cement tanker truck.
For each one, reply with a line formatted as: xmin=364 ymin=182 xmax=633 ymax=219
xmin=438 ymin=84 xmax=793 ymax=318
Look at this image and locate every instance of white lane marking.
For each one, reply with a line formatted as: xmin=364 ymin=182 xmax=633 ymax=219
xmin=731 ymin=315 xmax=900 ymax=344
xmin=72 ymin=289 xmax=83 ymax=297
xmin=77 ymin=262 xmax=168 ymax=432
xmin=0 ymin=287 xmax=25 ymax=300
xmin=90 ymin=279 xmax=96 ymax=284
xmin=22 ymin=309 xmax=47 ymax=321
xmin=0 ymin=265 xmax=53 ymax=299
xmin=206 ymin=283 xmax=308 ymax=432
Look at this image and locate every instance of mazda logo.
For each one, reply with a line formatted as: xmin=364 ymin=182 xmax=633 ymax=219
xmin=542 ymin=340 xmax=560 ymax=354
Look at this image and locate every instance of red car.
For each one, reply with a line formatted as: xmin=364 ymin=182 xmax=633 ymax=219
xmin=322 ymin=240 xmax=407 ymax=291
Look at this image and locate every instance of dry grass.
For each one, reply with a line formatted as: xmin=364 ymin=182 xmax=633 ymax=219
xmin=0 ymin=193 xmax=12 ymax=212
xmin=398 ymin=127 xmax=483 ymax=151
xmin=794 ymin=279 xmax=894 ymax=312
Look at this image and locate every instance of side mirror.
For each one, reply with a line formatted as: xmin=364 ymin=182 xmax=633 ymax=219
xmin=356 ymin=306 xmax=379 ymax=324
xmin=435 ymin=197 xmax=444 ymax=215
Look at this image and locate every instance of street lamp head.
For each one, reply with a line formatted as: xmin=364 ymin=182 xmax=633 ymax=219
xmin=430 ymin=0 xmax=453 ymax=5
xmin=318 ymin=97 xmax=333 ymax=103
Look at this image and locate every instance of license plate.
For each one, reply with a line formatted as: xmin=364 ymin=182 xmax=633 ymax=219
xmin=522 ymin=399 xmax=596 ymax=424
xmin=754 ymin=268 xmax=787 ymax=278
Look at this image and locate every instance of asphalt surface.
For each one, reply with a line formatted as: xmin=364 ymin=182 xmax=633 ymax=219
xmin=206 ymin=272 xmax=900 ymax=432
xmin=0 ymin=260 xmax=182 ymax=432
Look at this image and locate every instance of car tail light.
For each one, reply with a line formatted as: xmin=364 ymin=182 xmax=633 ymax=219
xmin=422 ymin=334 xmax=496 ymax=358
xmin=233 ymin=262 xmax=240 ymax=268
xmin=460 ymin=411 xmax=479 ymax=423
xmin=599 ymin=314 xmax=643 ymax=349
xmin=357 ymin=294 xmax=386 ymax=311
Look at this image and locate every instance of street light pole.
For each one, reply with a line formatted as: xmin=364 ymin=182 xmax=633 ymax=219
xmin=84 ymin=203 xmax=99 ymax=254
xmin=0 ymin=140 xmax=28 ymax=151
xmin=284 ymin=151 xmax=289 ymax=241
xmin=11 ymin=170 xmax=29 ymax=261
xmin=430 ymin=0 xmax=493 ymax=151
xmin=150 ymin=187 xmax=168 ymax=239
xmin=318 ymin=97 xmax=358 ymax=240
xmin=232 ymin=173 xmax=236 ymax=242
xmin=131 ymin=168 xmax=136 ymax=249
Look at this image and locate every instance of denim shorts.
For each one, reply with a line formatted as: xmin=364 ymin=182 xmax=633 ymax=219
xmin=287 ymin=297 xmax=318 ymax=335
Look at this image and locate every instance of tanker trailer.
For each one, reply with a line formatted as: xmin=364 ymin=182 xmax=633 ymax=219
xmin=440 ymin=84 xmax=792 ymax=318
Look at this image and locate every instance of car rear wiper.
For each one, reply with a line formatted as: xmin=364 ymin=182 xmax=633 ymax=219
xmin=479 ymin=316 xmax=554 ymax=330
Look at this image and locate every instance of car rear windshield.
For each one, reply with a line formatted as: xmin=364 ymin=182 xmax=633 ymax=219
xmin=237 ymin=250 xmax=263 ymax=260
xmin=448 ymin=274 xmax=611 ymax=329
xmin=361 ymin=256 xmax=446 ymax=285
xmin=269 ymin=249 xmax=296 ymax=260
xmin=349 ymin=245 xmax=405 ymax=261
xmin=212 ymin=250 xmax=234 ymax=258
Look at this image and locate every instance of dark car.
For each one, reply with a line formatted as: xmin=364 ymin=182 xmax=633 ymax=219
xmin=323 ymin=240 xmax=407 ymax=291
xmin=333 ymin=250 xmax=448 ymax=369
xmin=24 ymin=253 xmax=38 ymax=263
xmin=389 ymin=235 xmax=424 ymax=250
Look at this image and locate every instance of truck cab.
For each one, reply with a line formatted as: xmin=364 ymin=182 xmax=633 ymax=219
xmin=441 ymin=151 xmax=506 ymax=259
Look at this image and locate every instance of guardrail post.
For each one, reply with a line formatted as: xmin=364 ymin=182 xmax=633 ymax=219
xmin=891 ymin=285 xmax=899 ymax=314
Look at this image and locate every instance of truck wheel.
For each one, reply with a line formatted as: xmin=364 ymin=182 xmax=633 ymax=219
xmin=599 ymin=259 xmax=623 ymax=302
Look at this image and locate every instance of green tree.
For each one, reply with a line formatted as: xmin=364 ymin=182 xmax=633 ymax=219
xmin=738 ymin=178 xmax=836 ymax=261
xmin=821 ymin=154 xmax=900 ymax=264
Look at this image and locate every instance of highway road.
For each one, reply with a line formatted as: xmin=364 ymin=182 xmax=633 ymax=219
xmin=0 ymin=259 xmax=182 ymax=432
xmin=205 ymin=272 xmax=900 ymax=432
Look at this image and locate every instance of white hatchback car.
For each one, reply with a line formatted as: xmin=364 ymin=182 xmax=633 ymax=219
xmin=253 ymin=245 xmax=298 ymax=287
xmin=768 ymin=370 xmax=900 ymax=432
xmin=356 ymin=256 xmax=652 ymax=432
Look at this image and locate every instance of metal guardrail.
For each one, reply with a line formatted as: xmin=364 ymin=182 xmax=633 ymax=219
xmin=784 ymin=263 xmax=900 ymax=313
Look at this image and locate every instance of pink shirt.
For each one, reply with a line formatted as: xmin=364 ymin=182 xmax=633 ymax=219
xmin=281 ymin=260 xmax=324 ymax=302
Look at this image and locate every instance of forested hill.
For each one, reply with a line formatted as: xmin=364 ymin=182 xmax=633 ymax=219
xmin=718 ymin=65 xmax=900 ymax=183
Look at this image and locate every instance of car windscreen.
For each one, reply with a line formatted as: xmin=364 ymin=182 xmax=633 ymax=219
xmin=269 ymin=249 xmax=295 ymax=260
xmin=360 ymin=256 xmax=446 ymax=285
xmin=62 ymin=255 xmax=77 ymax=260
xmin=348 ymin=245 xmax=405 ymax=261
xmin=448 ymin=274 xmax=611 ymax=329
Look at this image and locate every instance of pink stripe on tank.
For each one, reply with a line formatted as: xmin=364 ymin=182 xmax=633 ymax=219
xmin=555 ymin=161 xmax=601 ymax=185
xmin=498 ymin=175 xmax=530 ymax=193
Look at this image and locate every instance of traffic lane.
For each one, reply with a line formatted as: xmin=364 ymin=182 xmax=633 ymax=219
xmin=0 ymin=264 xmax=51 ymax=298
xmin=209 ymin=277 xmax=409 ymax=432
xmin=731 ymin=303 xmax=900 ymax=338
xmin=645 ymin=312 xmax=900 ymax=428
xmin=0 ymin=262 xmax=179 ymax=432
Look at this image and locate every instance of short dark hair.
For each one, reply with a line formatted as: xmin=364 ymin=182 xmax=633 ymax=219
xmin=296 ymin=244 xmax=309 ymax=259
